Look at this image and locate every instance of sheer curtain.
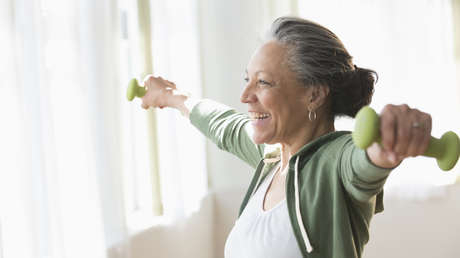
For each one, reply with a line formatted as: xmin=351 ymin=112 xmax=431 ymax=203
xmin=299 ymin=0 xmax=460 ymax=196
xmin=148 ymin=0 xmax=208 ymax=220
xmin=120 ymin=0 xmax=208 ymax=227
xmin=0 ymin=0 xmax=131 ymax=257
xmin=0 ymin=0 xmax=209 ymax=256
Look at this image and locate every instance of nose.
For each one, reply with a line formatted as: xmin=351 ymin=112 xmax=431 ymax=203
xmin=240 ymin=82 xmax=257 ymax=104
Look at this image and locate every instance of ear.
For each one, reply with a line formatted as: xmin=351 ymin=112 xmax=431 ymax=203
xmin=308 ymin=85 xmax=330 ymax=111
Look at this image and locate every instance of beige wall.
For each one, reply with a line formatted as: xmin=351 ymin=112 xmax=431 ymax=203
xmin=363 ymin=184 xmax=460 ymax=258
xmin=108 ymin=194 xmax=214 ymax=258
xmin=128 ymin=195 xmax=214 ymax=258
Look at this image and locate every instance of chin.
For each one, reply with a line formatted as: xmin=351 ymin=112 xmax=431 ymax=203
xmin=252 ymin=133 xmax=272 ymax=145
xmin=253 ymin=138 xmax=265 ymax=145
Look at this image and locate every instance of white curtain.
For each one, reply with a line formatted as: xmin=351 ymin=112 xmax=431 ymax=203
xmin=148 ymin=0 xmax=208 ymax=220
xmin=0 ymin=0 xmax=209 ymax=256
xmin=299 ymin=0 xmax=460 ymax=196
xmin=0 ymin=0 xmax=131 ymax=257
xmin=119 ymin=0 xmax=208 ymax=227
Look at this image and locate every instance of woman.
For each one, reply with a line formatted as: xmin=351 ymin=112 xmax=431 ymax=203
xmin=140 ymin=17 xmax=432 ymax=258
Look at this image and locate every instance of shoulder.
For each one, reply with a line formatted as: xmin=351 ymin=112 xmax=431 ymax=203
xmin=315 ymin=131 xmax=353 ymax=158
xmin=297 ymin=132 xmax=353 ymax=177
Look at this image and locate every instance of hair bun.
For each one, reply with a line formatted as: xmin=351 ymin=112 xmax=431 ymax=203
xmin=330 ymin=66 xmax=377 ymax=118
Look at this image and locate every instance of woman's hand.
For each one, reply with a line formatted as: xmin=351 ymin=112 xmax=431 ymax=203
xmin=367 ymin=104 xmax=432 ymax=168
xmin=140 ymin=75 xmax=177 ymax=110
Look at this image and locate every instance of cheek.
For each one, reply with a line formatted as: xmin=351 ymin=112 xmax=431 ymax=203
xmin=274 ymin=103 xmax=307 ymax=131
xmin=260 ymin=91 xmax=281 ymax=113
xmin=259 ymin=90 xmax=300 ymax=125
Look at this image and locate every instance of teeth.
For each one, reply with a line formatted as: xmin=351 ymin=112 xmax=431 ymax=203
xmin=249 ymin=112 xmax=271 ymax=120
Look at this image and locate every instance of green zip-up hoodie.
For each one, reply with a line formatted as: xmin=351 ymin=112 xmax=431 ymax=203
xmin=190 ymin=99 xmax=393 ymax=258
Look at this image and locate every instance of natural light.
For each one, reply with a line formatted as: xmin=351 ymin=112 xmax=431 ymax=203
xmin=1 ymin=0 xmax=459 ymax=258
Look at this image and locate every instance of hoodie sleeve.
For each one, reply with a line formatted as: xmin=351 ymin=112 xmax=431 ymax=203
xmin=339 ymin=135 xmax=393 ymax=211
xmin=189 ymin=99 xmax=264 ymax=169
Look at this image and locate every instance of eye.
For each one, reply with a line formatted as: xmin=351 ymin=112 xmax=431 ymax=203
xmin=244 ymin=77 xmax=249 ymax=82
xmin=258 ymin=79 xmax=271 ymax=86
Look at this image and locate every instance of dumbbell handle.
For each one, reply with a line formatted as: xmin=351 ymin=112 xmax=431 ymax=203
xmin=352 ymin=106 xmax=460 ymax=171
xmin=126 ymin=78 xmax=146 ymax=101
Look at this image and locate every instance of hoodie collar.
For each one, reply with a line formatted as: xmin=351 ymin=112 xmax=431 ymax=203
xmin=263 ymin=131 xmax=350 ymax=164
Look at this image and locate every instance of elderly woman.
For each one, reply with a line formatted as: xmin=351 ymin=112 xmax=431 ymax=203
xmin=140 ymin=17 xmax=431 ymax=258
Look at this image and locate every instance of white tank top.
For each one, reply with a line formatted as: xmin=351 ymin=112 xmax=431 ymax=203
xmin=224 ymin=165 xmax=303 ymax=258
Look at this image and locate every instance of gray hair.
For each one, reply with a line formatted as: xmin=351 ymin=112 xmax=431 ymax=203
xmin=266 ymin=17 xmax=377 ymax=118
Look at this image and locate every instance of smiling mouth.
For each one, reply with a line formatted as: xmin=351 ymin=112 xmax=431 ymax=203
xmin=249 ymin=112 xmax=271 ymax=120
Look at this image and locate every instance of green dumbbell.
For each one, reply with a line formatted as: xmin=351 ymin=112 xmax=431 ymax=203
xmin=126 ymin=78 xmax=146 ymax=101
xmin=352 ymin=106 xmax=460 ymax=171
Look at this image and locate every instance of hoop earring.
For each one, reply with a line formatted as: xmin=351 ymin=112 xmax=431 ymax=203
xmin=308 ymin=110 xmax=317 ymax=121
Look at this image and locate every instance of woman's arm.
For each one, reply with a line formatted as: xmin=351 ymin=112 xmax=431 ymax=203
xmin=140 ymin=75 xmax=265 ymax=168
xmin=340 ymin=104 xmax=432 ymax=204
xmin=339 ymin=138 xmax=393 ymax=205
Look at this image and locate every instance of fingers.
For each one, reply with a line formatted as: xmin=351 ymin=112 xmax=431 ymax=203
xmin=380 ymin=105 xmax=397 ymax=153
xmin=141 ymin=102 xmax=163 ymax=110
xmin=380 ymin=104 xmax=431 ymax=160
xmin=139 ymin=74 xmax=177 ymax=110
xmin=393 ymin=104 xmax=411 ymax=156
xmin=142 ymin=74 xmax=155 ymax=87
xmin=142 ymin=75 xmax=176 ymax=89
xmin=407 ymin=111 xmax=432 ymax=156
xmin=165 ymin=80 xmax=177 ymax=89
xmin=420 ymin=116 xmax=432 ymax=154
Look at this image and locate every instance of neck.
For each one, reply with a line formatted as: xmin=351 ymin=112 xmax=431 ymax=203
xmin=279 ymin=118 xmax=335 ymax=174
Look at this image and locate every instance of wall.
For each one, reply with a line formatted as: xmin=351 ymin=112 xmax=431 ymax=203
xmin=363 ymin=184 xmax=460 ymax=258
xmin=128 ymin=195 xmax=214 ymax=258
xmin=107 ymin=194 xmax=214 ymax=258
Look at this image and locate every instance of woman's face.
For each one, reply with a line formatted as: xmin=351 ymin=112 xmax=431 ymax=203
xmin=241 ymin=40 xmax=311 ymax=145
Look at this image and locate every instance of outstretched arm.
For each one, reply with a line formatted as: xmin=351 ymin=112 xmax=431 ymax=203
xmin=139 ymin=75 xmax=264 ymax=168
xmin=340 ymin=104 xmax=432 ymax=205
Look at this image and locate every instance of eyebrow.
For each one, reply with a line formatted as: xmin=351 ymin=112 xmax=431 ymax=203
xmin=245 ymin=69 xmax=272 ymax=76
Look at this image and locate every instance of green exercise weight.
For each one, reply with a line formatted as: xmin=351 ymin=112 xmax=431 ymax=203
xmin=126 ymin=78 xmax=146 ymax=101
xmin=352 ymin=106 xmax=460 ymax=171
